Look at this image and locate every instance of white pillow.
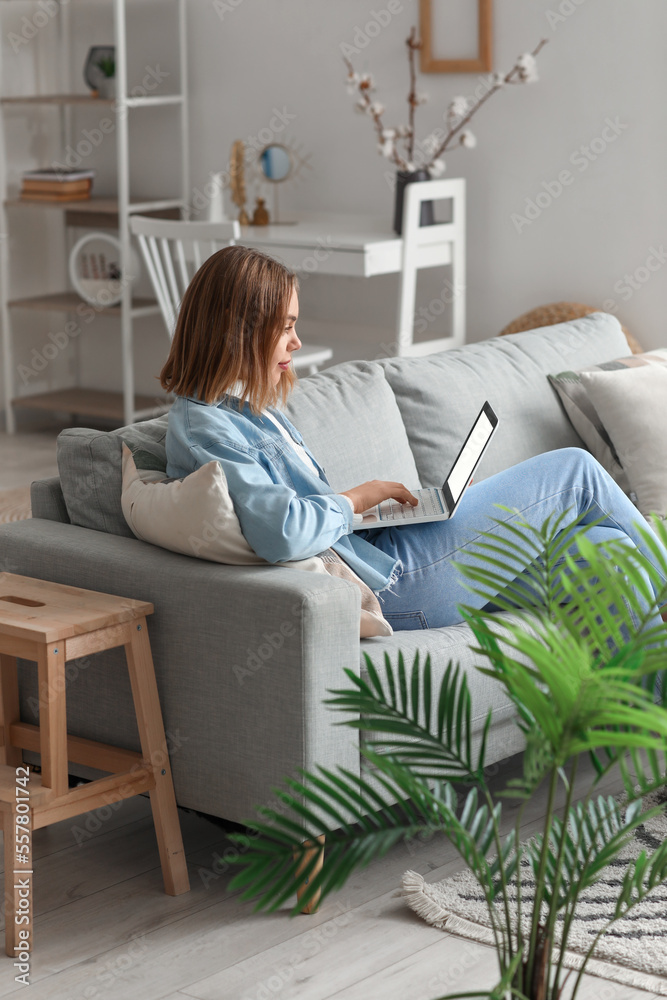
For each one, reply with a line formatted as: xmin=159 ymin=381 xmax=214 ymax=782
xmin=120 ymin=446 xmax=392 ymax=637
xmin=120 ymin=444 xmax=323 ymax=570
xmin=579 ymin=365 xmax=667 ymax=519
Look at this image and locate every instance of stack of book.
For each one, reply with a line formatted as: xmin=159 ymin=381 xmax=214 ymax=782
xmin=20 ymin=168 xmax=95 ymax=202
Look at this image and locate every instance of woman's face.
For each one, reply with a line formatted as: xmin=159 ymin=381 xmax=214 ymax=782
xmin=270 ymin=287 xmax=301 ymax=385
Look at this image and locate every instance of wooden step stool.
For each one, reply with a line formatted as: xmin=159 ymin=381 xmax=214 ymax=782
xmin=0 ymin=573 xmax=190 ymax=957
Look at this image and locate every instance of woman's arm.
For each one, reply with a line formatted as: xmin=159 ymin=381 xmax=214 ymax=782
xmin=190 ymin=438 xmax=357 ymax=563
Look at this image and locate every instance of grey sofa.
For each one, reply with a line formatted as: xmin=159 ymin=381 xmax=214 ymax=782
xmin=0 ymin=313 xmax=630 ymax=824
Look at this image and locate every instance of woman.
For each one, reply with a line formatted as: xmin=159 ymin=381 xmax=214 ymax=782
xmin=162 ymin=245 xmax=666 ymax=633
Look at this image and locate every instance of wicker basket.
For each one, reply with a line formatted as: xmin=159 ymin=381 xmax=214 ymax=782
xmin=497 ymin=302 xmax=642 ymax=355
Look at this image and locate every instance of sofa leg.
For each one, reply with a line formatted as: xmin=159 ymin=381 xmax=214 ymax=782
xmin=295 ymin=835 xmax=325 ymax=914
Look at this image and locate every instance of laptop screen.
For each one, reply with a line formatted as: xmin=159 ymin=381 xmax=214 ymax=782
xmin=444 ymin=405 xmax=497 ymax=509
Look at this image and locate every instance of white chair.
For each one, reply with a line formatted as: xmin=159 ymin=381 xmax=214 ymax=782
xmin=396 ymin=177 xmax=466 ymax=357
xmin=129 ymin=216 xmax=333 ymax=375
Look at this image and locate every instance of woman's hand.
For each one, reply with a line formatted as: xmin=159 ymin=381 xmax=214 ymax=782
xmin=340 ymin=480 xmax=419 ymax=514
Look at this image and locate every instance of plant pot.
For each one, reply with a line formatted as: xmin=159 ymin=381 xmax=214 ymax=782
xmin=98 ymin=77 xmax=116 ymax=100
xmin=393 ymin=169 xmax=435 ymax=236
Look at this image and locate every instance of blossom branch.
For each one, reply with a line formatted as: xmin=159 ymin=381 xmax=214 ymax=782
xmin=406 ymin=27 xmax=420 ymax=162
xmin=432 ymin=38 xmax=549 ymax=163
xmin=343 ymin=31 xmax=548 ymax=177
xmin=343 ymin=55 xmax=410 ymax=171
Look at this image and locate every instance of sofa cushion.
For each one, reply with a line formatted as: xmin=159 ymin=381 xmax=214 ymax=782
xmin=578 ymin=365 xmax=667 ymax=519
xmin=284 ymin=360 xmax=421 ymax=491
xmin=547 ymin=348 xmax=667 ymax=496
xmin=378 ymin=313 xmax=629 ymax=487
xmin=57 ymin=414 xmax=169 ymax=536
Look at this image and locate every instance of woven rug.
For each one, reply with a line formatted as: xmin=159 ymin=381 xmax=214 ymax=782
xmin=402 ymin=789 xmax=667 ymax=995
xmin=0 ymin=486 xmax=31 ymax=523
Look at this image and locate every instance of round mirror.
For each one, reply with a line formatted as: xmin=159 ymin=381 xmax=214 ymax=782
xmin=259 ymin=144 xmax=292 ymax=183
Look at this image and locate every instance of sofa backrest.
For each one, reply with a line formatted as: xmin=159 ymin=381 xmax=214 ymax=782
xmin=38 ymin=312 xmax=630 ymax=535
xmin=50 ymin=362 xmax=422 ymax=537
xmin=283 ymin=360 xmax=421 ymax=492
xmin=55 ymin=414 xmax=169 ymax=536
xmin=378 ymin=312 xmax=629 ymax=486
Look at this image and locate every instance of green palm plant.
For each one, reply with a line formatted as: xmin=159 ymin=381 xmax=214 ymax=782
xmin=229 ymin=509 xmax=667 ymax=1000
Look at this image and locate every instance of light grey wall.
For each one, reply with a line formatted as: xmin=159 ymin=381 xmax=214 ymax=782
xmin=2 ymin=0 xmax=666 ymax=415
xmin=187 ymin=0 xmax=667 ymax=359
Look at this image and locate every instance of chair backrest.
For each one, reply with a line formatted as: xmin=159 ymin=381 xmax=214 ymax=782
xmin=129 ymin=216 xmax=241 ymax=337
xmin=397 ymin=177 xmax=466 ymax=357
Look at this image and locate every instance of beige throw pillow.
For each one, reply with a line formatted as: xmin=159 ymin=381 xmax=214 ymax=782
xmin=548 ymin=349 xmax=667 ymax=495
xmin=578 ymin=365 xmax=667 ymax=519
xmin=120 ymin=445 xmax=392 ymax=637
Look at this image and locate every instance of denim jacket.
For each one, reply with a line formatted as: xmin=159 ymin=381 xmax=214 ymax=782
xmin=165 ymin=395 xmax=400 ymax=592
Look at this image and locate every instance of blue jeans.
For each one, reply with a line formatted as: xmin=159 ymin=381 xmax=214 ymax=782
xmin=359 ymin=449 xmax=667 ymax=632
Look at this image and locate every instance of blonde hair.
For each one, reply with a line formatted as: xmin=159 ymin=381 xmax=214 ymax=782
xmin=160 ymin=245 xmax=297 ymax=413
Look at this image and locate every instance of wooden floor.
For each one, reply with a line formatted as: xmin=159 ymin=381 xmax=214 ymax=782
xmin=0 ymin=755 xmax=664 ymax=999
xmin=0 ymin=425 xmax=60 ymax=491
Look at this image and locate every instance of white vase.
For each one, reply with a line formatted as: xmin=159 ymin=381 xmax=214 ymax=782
xmin=207 ymin=172 xmax=228 ymax=222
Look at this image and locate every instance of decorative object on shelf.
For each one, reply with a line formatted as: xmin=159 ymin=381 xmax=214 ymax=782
xmin=260 ymin=144 xmax=292 ymax=182
xmin=69 ymin=232 xmax=140 ymax=307
xmin=20 ymin=167 xmax=95 ymax=202
xmin=251 ymin=197 xmax=269 ymax=226
xmin=255 ymin=138 xmax=311 ymax=225
xmin=206 ymin=171 xmax=228 ymax=222
xmin=229 ymin=140 xmax=250 ymax=226
xmin=344 ymin=27 xmax=547 ymax=233
xmin=498 ymin=301 xmax=643 ymax=355
xmin=419 ymin=0 xmax=493 ymax=73
xmin=83 ymin=46 xmax=116 ymax=99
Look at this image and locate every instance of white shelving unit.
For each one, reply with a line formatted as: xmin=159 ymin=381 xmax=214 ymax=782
xmin=0 ymin=0 xmax=189 ymax=432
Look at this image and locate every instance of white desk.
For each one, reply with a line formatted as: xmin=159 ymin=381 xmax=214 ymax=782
xmin=239 ymin=196 xmax=465 ymax=356
xmin=240 ymin=213 xmax=429 ymax=277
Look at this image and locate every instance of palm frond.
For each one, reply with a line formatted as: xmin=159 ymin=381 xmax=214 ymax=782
xmin=614 ymin=838 xmax=667 ymax=919
xmin=326 ymin=652 xmax=489 ymax=781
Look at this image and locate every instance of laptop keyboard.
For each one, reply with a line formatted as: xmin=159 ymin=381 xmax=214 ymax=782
xmin=376 ymin=488 xmax=446 ymax=521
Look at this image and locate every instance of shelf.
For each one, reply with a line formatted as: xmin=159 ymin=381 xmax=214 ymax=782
xmin=1 ymin=94 xmax=115 ymax=107
xmin=12 ymin=388 xmax=170 ymax=422
xmin=8 ymin=291 xmax=160 ymax=319
xmin=125 ymin=95 xmax=184 ymax=108
xmin=2 ymin=94 xmax=184 ymax=109
xmin=6 ymin=197 xmax=184 ymax=215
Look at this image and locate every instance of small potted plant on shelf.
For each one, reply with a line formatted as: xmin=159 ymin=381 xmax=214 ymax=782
xmin=228 ymin=510 xmax=667 ymax=1000
xmin=344 ymin=29 xmax=547 ymax=234
xmin=96 ymin=54 xmax=116 ymax=99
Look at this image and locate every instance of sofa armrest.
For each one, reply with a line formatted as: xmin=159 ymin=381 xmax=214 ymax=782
xmin=0 ymin=520 xmax=361 ymax=824
xmin=30 ymin=477 xmax=69 ymax=523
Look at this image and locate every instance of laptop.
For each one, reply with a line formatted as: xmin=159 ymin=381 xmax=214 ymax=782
xmin=353 ymin=401 xmax=499 ymax=529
